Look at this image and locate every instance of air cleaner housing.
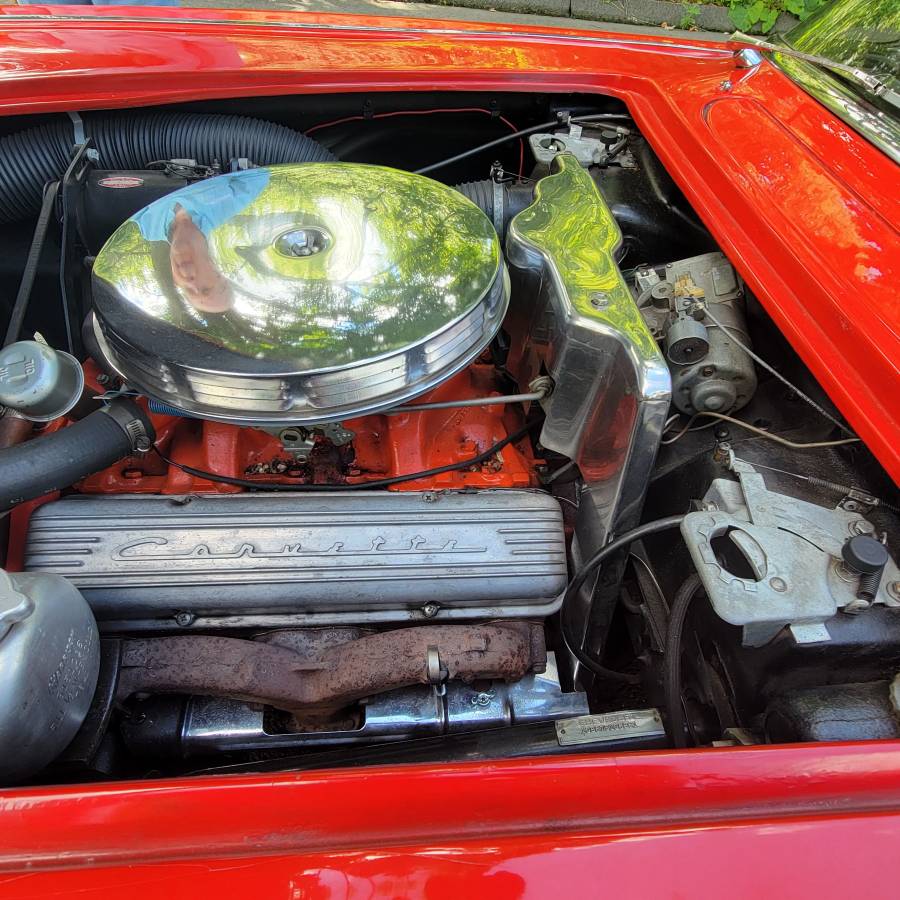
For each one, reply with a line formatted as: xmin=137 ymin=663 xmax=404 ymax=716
xmin=91 ymin=163 xmax=508 ymax=424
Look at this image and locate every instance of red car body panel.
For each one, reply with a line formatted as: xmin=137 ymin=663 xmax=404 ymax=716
xmin=0 ymin=7 xmax=898 ymax=896
xmin=4 ymin=742 xmax=900 ymax=899
xmin=0 ymin=7 xmax=897 ymax=479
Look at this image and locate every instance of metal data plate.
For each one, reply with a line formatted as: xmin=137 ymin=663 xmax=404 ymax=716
xmin=24 ymin=490 xmax=567 ymax=628
xmin=555 ymin=708 xmax=666 ymax=746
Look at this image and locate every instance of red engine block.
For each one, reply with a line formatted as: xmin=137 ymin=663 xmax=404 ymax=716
xmin=78 ymin=362 xmax=541 ymax=495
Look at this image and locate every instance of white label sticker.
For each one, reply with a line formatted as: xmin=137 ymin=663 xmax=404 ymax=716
xmin=556 ymin=708 xmax=665 ymax=746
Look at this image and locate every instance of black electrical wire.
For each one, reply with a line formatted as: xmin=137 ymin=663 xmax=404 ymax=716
xmin=663 ymin=573 xmax=704 ymax=748
xmin=560 ymin=515 xmax=686 ymax=684
xmin=4 ymin=181 xmax=59 ymax=347
xmin=414 ymin=113 xmax=631 ymax=176
xmin=153 ymin=420 xmax=539 ymax=492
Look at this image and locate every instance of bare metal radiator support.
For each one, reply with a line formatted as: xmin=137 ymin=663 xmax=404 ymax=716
xmin=505 ymin=153 xmax=671 ymax=658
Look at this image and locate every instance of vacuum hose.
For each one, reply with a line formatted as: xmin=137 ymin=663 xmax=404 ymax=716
xmin=0 ymin=112 xmax=335 ymax=223
xmin=0 ymin=399 xmax=155 ymax=512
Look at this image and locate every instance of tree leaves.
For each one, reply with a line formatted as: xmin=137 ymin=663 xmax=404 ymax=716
xmin=728 ymin=0 xmax=825 ymax=33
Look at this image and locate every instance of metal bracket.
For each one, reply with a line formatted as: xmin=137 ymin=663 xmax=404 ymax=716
xmin=426 ymin=646 xmax=449 ymax=697
xmin=681 ymin=452 xmax=900 ymax=646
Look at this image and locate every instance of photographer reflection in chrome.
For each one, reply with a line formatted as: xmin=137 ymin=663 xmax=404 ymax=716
xmin=132 ymin=168 xmax=271 ymax=317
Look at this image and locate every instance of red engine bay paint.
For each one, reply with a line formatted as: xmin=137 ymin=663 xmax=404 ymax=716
xmin=76 ymin=363 xmax=539 ymax=496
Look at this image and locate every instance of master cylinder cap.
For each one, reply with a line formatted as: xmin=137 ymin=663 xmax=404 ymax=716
xmin=90 ymin=163 xmax=509 ymax=425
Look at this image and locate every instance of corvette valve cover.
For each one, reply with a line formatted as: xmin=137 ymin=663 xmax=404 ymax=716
xmin=23 ymin=491 xmax=567 ymax=628
xmin=91 ymin=163 xmax=508 ymax=424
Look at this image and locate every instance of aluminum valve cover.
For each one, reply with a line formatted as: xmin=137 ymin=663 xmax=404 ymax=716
xmin=24 ymin=490 xmax=567 ymax=629
xmin=91 ymin=163 xmax=508 ymax=424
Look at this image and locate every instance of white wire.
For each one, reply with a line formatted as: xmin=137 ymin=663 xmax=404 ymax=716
xmin=700 ymin=303 xmax=856 ymax=437
xmin=663 ymin=411 xmax=860 ymax=449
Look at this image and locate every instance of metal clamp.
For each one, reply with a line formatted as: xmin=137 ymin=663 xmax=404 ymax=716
xmin=426 ymin=645 xmax=449 ymax=697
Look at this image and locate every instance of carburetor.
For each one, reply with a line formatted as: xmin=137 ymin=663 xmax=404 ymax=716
xmin=635 ymin=252 xmax=757 ymax=415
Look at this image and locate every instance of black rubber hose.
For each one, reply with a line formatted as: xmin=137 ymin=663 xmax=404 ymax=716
xmin=0 ymin=112 xmax=335 ymax=223
xmin=0 ymin=399 xmax=155 ymax=511
xmin=560 ymin=515 xmax=686 ymax=683
xmin=454 ymin=180 xmax=534 ymax=239
xmin=664 ymin=573 xmax=704 ymax=748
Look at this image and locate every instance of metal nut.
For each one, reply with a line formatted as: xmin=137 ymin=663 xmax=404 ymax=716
xmin=850 ymin=519 xmax=876 ymax=536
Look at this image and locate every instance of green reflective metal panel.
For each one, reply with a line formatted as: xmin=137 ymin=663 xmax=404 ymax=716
xmin=508 ymin=153 xmax=660 ymax=362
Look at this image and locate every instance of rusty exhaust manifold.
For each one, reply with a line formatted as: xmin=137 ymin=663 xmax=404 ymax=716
xmin=116 ymin=623 xmax=546 ymax=711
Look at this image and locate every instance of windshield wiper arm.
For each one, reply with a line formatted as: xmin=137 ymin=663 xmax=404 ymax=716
xmin=732 ymin=31 xmax=900 ymax=110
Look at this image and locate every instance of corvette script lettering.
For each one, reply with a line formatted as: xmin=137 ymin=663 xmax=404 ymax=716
xmin=113 ymin=535 xmax=487 ymax=561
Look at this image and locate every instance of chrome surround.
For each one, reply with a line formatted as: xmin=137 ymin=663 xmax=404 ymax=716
xmin=505 ymin=154 xmax=670 ymax=656
xmin=92 ymin=163 xmax=508 ymax=424
xmin=175 ymin=653 xmax=588 ymax=755
xmin=774 ymin=55 xmax=900 ymax=166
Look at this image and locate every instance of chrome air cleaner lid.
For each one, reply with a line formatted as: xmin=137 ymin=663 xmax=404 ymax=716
xmin=91 ymin=163 xmax=508 ymax=424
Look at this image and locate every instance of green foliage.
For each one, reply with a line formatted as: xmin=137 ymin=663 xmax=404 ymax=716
xmin=727 ymin=0 xmax=825 ymax=34
xmin=678 ymin=3 xmax=701 ymax=29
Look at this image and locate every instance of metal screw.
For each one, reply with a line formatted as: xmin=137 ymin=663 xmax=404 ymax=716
xmin=589 ymin=292 xmax=609 ymax=310
xmin=96 ymin=373 xmax=110 ymax=386
xmin=422 ymin=602 xmax=440 ymax=618
xmin=769 ymin=577 xmax=787 ymax=593
xmin=174 ymin=611 xmax=195 ymax=627
xmin=889 ymin=581 xmax=900 ymax=602
xmin=701 ymin=366 xmax=715 ymax=377
xmin=843 ymin=500 xmax=860 ymax=513
xmin=422 ymin=492 xmax=437 ymax=503
xmin=720 ymin=79 xmax=733 ymax=91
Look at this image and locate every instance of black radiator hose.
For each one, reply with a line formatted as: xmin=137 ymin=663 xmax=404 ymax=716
xmin=454 ymin=180 xmax=534 ymax=239
xmin=0 ymin=399 xmax=155 ymax=512
xmin=0 ymin=112 xmax=335 ymax=223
